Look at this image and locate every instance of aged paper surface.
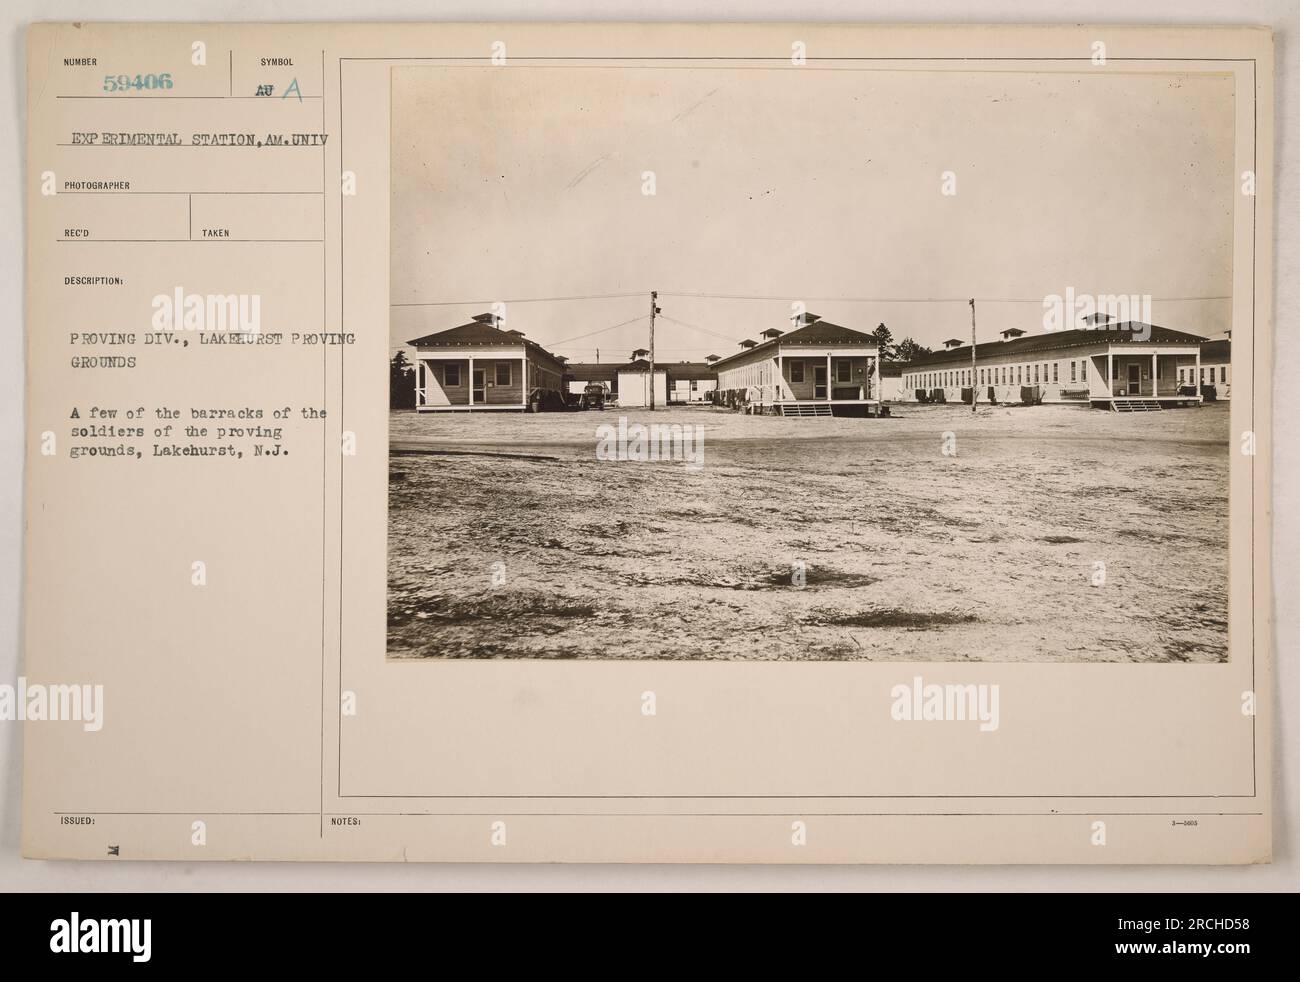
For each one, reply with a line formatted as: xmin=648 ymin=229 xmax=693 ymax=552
xmin=22 ymin=22 xmax=1272 ymax=862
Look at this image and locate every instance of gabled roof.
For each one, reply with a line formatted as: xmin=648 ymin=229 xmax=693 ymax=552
xmin=407 ymin=314 xmax=566 ymax=366
xmin=407 ymin=319 xmax=510 ymax=347
xmin=564 ymin=363 xmax=621 ymax=382
xmin=903 ymin=324 xmax=1209 ymax=369
xmin=669 ymin=362 xmax=719 ymax=381
xmin=564 ymin=360 xmax=662 ymax=378
xmin=712 ymin=318 xmax=879 ymax=370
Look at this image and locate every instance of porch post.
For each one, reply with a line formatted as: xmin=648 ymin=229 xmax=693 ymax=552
xmin=776 ymin=354 xmax=783 ymax=402
xmin=521 ymin=353 xmax=529 ymax=409
xmin=826 ymin=353 xmax=832 ymax=402
xmin=1152 ymin=352 xmax=1158 ymax=398
xmin=1106 ymin=352 xmax=1113 ymax=398
xmin=468 ymin=356 xmax=475 ymax=407
xmin=1195 ymin=346 xmax=1201 ymax=401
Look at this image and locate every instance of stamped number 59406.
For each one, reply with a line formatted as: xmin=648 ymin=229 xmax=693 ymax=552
xmin=103 ymin=73 xmax=174 ymax=92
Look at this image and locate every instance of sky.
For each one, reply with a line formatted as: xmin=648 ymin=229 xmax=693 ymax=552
xmin=390 ymin=64 xmax=1236 ymax=363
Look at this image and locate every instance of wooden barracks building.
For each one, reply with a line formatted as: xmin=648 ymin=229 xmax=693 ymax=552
xmin=896 ymin=318 xmax=1215 ymax=411
xmin=712 ymin=314 xmax=882 ymax=416
xmin=1197 ymin=335 xmax=1232 ymax=400
xmin=409 ymin=313 xmax=568 ymax=412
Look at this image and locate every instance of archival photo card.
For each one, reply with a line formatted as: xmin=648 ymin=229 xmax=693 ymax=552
xmin=21 ymin=21 xmax=1272 ymax=864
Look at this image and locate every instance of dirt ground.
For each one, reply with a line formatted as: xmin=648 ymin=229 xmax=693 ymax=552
xmin=387 ymin=402 xmax=1229 ymax=662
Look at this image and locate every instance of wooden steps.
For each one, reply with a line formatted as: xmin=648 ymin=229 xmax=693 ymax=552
xmin=1111 ymin=399 xmax=1163 ymax=412
xmin=779 ymin=402 xmax=834 ymax=417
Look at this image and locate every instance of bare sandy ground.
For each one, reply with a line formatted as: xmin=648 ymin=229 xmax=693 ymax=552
xmin=387 ymin=402 xmax=1229 ymax=662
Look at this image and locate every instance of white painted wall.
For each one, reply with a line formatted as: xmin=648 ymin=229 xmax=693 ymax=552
xmin=616 ymin=370 xmax=668 ymax=407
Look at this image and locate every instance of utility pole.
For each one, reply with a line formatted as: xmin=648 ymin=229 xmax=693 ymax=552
xmin=648 ymin=290 xmax=659 ymax=410
xmin=969 ymin=298 xmax=978 ymax=414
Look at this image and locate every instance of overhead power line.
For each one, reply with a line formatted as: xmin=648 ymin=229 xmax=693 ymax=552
xmin=395 ymin=290 xmax=1232 ymax=307
xmin=549 ymin=314 xmax=650 ymax=347
xmin=657 ymin=291 xmax=1232 ymax=304
xmin=391 ymin=291 xmax=644 ymax=308
xmin=656 ymin=313 xmax=745 ymax=345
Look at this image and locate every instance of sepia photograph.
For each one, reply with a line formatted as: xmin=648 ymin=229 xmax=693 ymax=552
xmin=387 ymin=63 xmax=1234 ymax=662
